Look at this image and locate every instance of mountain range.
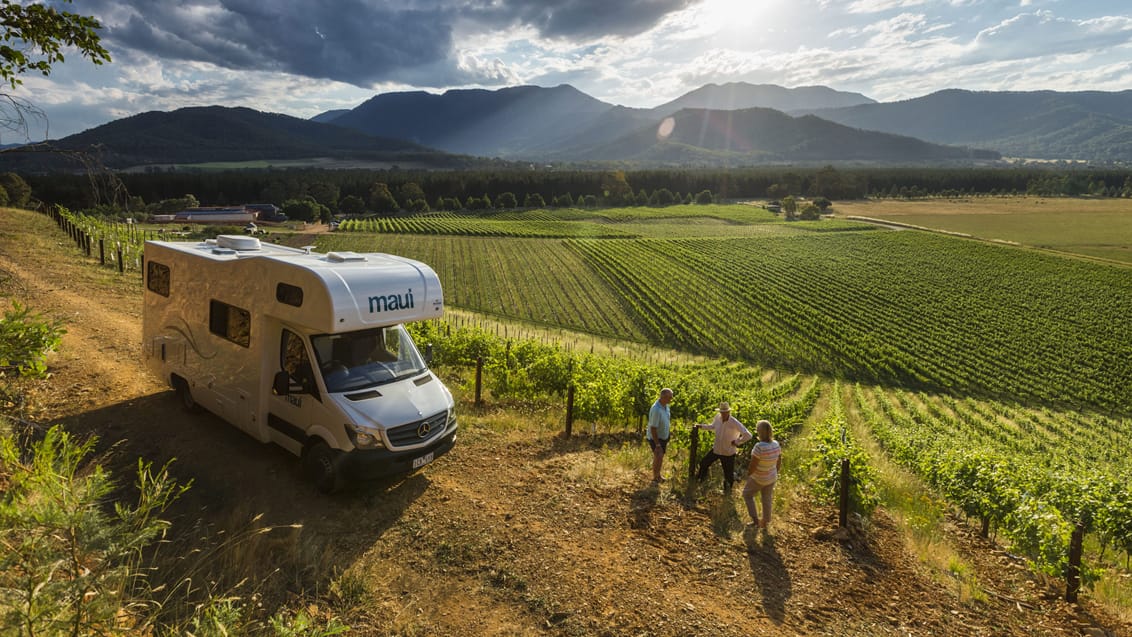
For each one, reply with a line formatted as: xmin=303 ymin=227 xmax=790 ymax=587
xmin=7 ymin=82 xmax=1132 ymax=170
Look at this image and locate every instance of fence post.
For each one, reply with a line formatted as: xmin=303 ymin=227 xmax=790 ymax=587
xmin=99 ymin=239 xmax=105 ymax=266
xmin=117 ymin=244 xmax=124 ymax=273
xmin=838 ymin=458 xmax=850 ymax=528
xmin=686 ymin=424 xmax=700 ymax=500
xmin=1066 ymin=521 xmax=1085 ymax=602
xmin=474 ymin=356 xmax=483 ymax=407
xmin=564 ymin=385 xmax=574 ymax=436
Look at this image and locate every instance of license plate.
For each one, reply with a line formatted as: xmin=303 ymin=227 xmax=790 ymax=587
xmin=412 ymin=452 xmax=435 ymax=469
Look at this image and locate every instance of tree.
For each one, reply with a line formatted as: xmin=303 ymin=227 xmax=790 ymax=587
xmin=368 ymin=182 xmax=398 ymax=213
xmin=601 ymin=171 xmax=633 ymax=205
xmin=339 ymin=194 xmax=365 ymax=215
xmin=0 ymin=171 xmax=30 ymax=207
xmin=799 ymin=203 xmax=821 ymax=220
xmin=523 ymin=192 xmax=545 ymax=208
xmin=495 ymin=192 xmax=517 ymax=209
xmin=649 ymin=188 xmax=674 ymax=206
xmin=398 ymin=182 xmax=426 ymax=205
xmin=0 ymin=1 xmax=111 ymax=142
xmin=282 ymin=196 xmax=321 ymax=222
xmin=781 ymin=195 xmax=798 ymax=220
xmin=307 ymin=181 xmax=339 ymax=210
xmin=151 ymin=194 xmax=198 ymax=214
xmin=695 ymin=189 xmax=714 ymax=204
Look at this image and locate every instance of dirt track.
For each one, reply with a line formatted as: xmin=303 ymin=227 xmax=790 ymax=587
xmin=1 ymin=208 xmax=1127 ymax=636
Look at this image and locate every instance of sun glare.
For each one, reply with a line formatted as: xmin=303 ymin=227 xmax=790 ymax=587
xmin=696 ymin=0 xmax=772 ymax=32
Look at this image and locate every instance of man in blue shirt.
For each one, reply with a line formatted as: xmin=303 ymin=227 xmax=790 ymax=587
xmin=647 ymin=388 xmax=674 ymax=483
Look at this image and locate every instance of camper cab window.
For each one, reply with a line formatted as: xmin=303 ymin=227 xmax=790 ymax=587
xmin=311 ymin=325 xmax=426 ymax=393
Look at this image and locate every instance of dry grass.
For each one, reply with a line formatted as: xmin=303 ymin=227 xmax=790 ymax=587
xmin=840 ymin=384 xmax=986 ymax=603
xmin=835 ymin=197 xmax=1132 ymax=263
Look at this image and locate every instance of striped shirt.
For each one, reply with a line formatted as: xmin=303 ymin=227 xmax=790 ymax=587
xmin=749 ymin=440 xmax=782 ymax=485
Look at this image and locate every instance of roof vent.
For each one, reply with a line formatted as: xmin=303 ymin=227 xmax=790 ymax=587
xmin=216 ymin=235 xmax=262 ymax=251
xmin=326 ymin=251 xmax=368 ymax=263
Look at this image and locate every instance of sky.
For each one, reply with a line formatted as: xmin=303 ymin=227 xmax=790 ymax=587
xmin=10 ymin=0 xmax=1132 ymax=141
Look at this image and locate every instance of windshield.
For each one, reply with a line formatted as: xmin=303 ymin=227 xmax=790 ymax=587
xmin=311 ymin=325 xmax=427 ymax=393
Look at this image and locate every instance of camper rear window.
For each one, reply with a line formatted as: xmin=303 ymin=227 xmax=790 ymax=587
xmin=209 ymin=300 xmax=251 ymax=347
xmin=147 ymin=261 xmax=170 ymax=297
xmin=276 ymin=283 xmax=303 ymax=307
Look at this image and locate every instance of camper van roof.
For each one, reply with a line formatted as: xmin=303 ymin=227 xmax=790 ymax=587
xmin=145 ymin=237 xmax=445 ymax=331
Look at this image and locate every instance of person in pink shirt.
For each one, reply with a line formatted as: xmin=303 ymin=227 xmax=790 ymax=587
xmin=694 ymin=402 xmax=752 ymax=493
xmin=743 ymin=419 xmax=782 ymax=529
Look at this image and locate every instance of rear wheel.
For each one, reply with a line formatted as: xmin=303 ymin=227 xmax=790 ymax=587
xmin=173 ymin=377 xmax=200 ymax=413
xmin=302 ymin=440 xmax=344 ymax=494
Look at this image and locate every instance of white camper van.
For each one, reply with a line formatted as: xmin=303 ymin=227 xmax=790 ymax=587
xmin=142 ymin=235 xmax=457 ymax=492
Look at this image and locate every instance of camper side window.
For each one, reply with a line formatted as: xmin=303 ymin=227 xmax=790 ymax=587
xmin=276 ymin=283 xmax=303 ymax=307
xmin=147 ymin=261 xmax=170 ymax=297
xmin=208 ymin=300 xmax=251 ymax=347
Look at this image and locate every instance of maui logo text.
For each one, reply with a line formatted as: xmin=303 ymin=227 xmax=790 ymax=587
xmin=368 ymin=289 xmax=414 ymax=313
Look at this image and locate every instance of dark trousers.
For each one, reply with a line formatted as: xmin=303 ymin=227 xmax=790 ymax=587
xmin=697 ymin=451 xmax=736 ymax=490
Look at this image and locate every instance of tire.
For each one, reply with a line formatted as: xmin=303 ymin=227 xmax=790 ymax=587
xmin=174 ymin=377 xmax=200 ymax=413
xmin=302 ymin=440 xmax=344 ymax=494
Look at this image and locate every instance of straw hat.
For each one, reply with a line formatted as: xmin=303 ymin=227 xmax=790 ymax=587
xmin=717 ymin=401 xmax=731 ymax=413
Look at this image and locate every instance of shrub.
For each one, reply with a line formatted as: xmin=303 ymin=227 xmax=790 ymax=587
xmin=0 ymin=302 xmax=65 ymax=378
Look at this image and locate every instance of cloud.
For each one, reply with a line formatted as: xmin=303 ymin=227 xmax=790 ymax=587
xmin=77 ymin=0 xmax=702 ymax=90
xmin=464 ymin=0 xmax=700 ymax=39
xmin=969 ymin=11 xmax=1132 ymax=62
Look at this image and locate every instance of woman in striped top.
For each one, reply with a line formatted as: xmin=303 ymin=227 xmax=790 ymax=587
xmin=743 ymin=419 xmax=782 ymax=529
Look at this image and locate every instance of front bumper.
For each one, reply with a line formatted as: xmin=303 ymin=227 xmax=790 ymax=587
xmin=341 ymin=427 xmax=457 ymax=481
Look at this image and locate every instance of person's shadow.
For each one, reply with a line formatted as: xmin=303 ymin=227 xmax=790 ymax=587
xmin=744 ymin=528 xmax=791 ymax=623
xmin=628 ymin=482 xmax=661 ymax=529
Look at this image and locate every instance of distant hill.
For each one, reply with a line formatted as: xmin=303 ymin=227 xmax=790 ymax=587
xmin=0 ymin=106 xmax=465 ymax=171
xmin=324 ymin=82 xmax=882 ymax=161
xmin=329 ymin=84 xmax=620 ymax=157
xmin=805 ymin=89 xmax=1132 ymax=161
xmin=310 ymin=109 xmax=350 ymax=123
xmin=651 ymin=82 xmax=875 ymax=117
xmin=560 ymin=107 xmax=1000 ymax=164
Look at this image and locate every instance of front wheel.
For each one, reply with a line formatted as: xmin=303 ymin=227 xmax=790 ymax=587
xmin=174 ymin=377 xmax=200 ymax=413
xmin=302 ymin=440 xmax=344 ymax=494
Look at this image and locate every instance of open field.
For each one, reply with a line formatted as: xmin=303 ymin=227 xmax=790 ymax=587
xmin=834 ymin=197 xmax=1132 ymax=263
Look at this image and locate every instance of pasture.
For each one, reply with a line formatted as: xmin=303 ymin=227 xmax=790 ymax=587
xmin=835 ymin=197 xmax=1132 ymax=263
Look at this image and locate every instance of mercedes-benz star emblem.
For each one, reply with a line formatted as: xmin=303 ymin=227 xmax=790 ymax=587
xmin=417 ymin=422 xmax=432 ymax=438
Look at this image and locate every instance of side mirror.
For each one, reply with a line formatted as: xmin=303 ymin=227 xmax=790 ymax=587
xmin=424 ymin=343 xmax=434 ymax=365
xmin=272 ymin=370 xmax=290 ymax=396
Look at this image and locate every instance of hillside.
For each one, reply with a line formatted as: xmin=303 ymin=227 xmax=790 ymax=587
xmin=329 ymin=84 xmax=622 ymax=157
xmin=0 ymin=106 xmax=467 ymax=171
xmin=1 ymin=207 xmax=1127 ymax=635
xmin=806 ymin=89 xmax=1132 ymax=161
xmin=650 ymin=82 xmax=875 ymax=117
xmin=562 ymin=107 xmax=1000 ymax=164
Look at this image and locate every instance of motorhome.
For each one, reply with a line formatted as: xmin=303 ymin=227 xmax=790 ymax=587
xmin=142 ymin=235 xmax=457 ymax=492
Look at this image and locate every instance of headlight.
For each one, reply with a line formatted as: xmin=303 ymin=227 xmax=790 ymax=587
xmin=347 ymin=425 xmax=385 ymax=449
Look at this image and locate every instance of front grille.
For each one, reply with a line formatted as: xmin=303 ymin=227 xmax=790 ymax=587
xmin=387 ymin=411 xmax=448 ymax=448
